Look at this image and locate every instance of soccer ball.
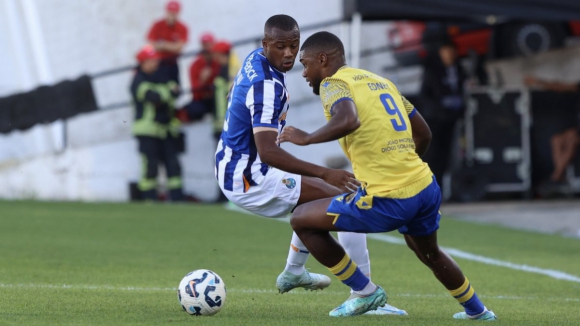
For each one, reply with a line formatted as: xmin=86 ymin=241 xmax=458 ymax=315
xmin=177 ymin=269 xmax=227 ymax=316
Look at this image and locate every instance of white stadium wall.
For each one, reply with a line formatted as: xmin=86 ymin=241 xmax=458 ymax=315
xmin=2 ymin=0 xmax=396 ymax=201
xmin=0 ymin=103 xmax=343 ymax=202
xmin=6 ymin=0 xmax=580 ymax=202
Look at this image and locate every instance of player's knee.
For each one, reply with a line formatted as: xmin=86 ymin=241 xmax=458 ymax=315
xmin=289 ymin=206 xmax=307 ymax=231
xmin=289 ymin=214 xmax=303 ymax=232
xmin=289 ymin=213 xmax=301 ymax=228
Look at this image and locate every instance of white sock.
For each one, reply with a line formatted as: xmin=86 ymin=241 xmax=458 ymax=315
xmin=469 ymin=307 xmax=489 ymax=318
xmin=338 ymin=232 xmax=371 ymax=288
xmin=354 ymin=280 xmax=377 ymax=297
xmin=284 ymin=232 xmax=309 ymax=275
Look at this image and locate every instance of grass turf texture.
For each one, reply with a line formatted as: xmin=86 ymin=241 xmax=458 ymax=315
xmin=0 ymin=200 xmax=579 ymax=325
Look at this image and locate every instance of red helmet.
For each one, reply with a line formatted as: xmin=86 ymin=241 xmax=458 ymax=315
xmin=166 ymin=1 xmax=181 ymax=13
xmin=212 ymin=41 xmax=232 ymax=54
xmin=200 ymin=32 xmax=215 ymax=44
xmin=136 ymin=44 xmax=161 ymax=63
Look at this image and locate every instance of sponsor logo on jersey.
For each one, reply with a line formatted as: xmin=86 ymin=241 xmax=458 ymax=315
xmin=244 ymin=52 xmax=258 ymax=81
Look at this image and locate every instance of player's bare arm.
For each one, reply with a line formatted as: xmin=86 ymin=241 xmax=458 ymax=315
xmin=409 ymin=110 xmax=432 ymax=157
xmin=254 ymin=128 xmax=356 ymax=192
xmin=278 ymin=100 xmax=359 ymax=146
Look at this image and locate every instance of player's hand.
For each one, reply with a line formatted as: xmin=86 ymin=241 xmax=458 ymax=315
xmin=321 ymin=168 xmax=361 ymax=193
xmin=278 ymin=126 xmax=311 ymax=146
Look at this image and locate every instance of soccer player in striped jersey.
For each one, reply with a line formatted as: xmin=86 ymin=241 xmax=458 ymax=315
xmin=214 ymin=15 xmax=406 ymax=315
xmin=279 ymin=31 xmax=497 ymax=320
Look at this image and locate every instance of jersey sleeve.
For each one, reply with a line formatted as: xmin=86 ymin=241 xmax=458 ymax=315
xmin=398 ymin=90 xmax=417 ymax=117
xmin=248 ymin=79 xmax=283 ymax=129
xmin=320 ymin=78 xmax=354 ymax=116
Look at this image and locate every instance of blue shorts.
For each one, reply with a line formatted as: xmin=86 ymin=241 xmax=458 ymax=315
xmin=328 ymin=177 xmax=441 ymax=236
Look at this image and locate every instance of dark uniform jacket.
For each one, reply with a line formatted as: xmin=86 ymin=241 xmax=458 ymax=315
xmin=420 ymin=61 xmax=467 ymax=122
xmin=130 ymin=69 xmax=180 ymax=138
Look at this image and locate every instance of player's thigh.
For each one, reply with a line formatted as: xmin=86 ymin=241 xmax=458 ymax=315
xmin=325 ymin=189 xmax=410 ymax=233
xmin=297 ymin=176 xmax=342 ymax=205
xmin=398 ymin=177 xmax=442 ymax=237
xmin=291 ymin=198 xmax=340 ymax=232
xmin=222 ymin=168 xmax=302 ymax=218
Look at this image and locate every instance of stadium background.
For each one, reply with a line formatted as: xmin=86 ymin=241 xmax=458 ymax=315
xmin=0 ymin=0 xmax=400 ymax=202
xmin=2 ymin=0 xmax=580 ymax=202
xmin=1 ymin=1 xmax=580 ymax=325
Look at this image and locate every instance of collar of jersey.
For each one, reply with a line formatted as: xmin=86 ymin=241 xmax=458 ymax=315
xmin=258 ymin=49 xmax=286 ymax=78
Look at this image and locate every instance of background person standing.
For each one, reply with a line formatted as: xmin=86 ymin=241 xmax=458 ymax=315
xmin=183 ymin=32 xmax=220 ymax=121
xmin=420 ymin=41 xmax=467 ymax=196
xmin=146 ymin=0 xmax=188 ymax=85
xmin=524 ymin=75 xmax=580 ymax=188
xmin=131 ymin=44 xmax=184 ymax=201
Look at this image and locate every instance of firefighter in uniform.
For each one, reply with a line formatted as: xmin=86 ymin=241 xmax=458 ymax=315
xmin=131 ymin=44 xmax=184 ymax=201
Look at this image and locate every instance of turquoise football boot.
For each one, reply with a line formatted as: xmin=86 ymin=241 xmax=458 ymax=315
xmin=329 ymin=286 xmax=387 ymax=317
xmin=276 ymin=270 xmax=331 ymax=293
xmin=364 ymin=303 xmax=408 ymax=315
xmin=453 ymin=309 xmax=497 ymax=321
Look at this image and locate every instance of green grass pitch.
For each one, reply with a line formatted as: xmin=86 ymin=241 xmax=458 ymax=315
xmin=0 ymin=200 xmax=579 ymax=325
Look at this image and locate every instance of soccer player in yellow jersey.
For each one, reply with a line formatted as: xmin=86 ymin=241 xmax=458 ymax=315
xmin=278 ymin=31 xmax=497 ymax=320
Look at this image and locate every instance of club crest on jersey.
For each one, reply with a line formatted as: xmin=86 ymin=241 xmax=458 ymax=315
xmin=281 ymin=178 xmax=296 ymax=189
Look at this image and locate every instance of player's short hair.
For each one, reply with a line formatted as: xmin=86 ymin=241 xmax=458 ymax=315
xmin=300 ymin=31 xmax=344 ymax=55
xmin=264 ymin=15 xmax=299 ymax=34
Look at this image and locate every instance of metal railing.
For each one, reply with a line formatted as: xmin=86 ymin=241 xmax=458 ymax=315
xmin=91 ymin=18 xmax=409 ymax=112
xmin=93 ymin=18 xmax=346 ymax=111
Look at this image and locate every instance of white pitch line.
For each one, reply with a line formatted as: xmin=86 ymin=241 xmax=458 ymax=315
xmin=0 ymin=283 xmax=174 ymax=292
xmin=236 ymin=209 xmax=580 ymax=284
xmin=1 ymin=283 xmax=578 ymax=302
xmin=367 ymin=233 xmax=580 ymax=283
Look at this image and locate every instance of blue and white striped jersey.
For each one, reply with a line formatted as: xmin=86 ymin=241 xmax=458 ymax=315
xmin=215 ymin=48 xmax=290 ymax=193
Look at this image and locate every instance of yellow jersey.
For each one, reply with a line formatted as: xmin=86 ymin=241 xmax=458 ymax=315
xmin=320 ymin=66 xmax=432 ymax=198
